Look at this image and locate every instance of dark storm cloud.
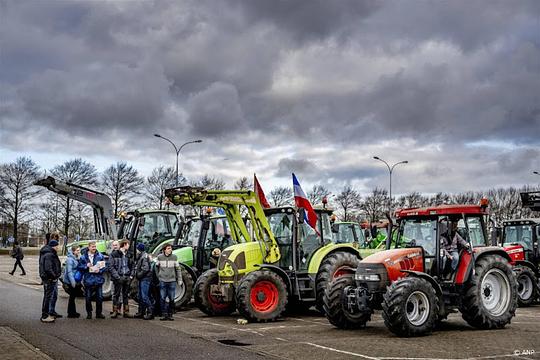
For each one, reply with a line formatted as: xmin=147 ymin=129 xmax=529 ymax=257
xmin=1 ymin=0 xmax=539 ymax=192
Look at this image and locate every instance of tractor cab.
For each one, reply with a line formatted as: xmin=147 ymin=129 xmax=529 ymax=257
xmin=502 ymin=219 xmax=539 ymax=263
xmin=394 ymin=206 xmax=489 ymax=281
xmin=332 ymin=222 xmax=367 ymax=246
xmin=122 ymin=210 xmax=179 ymax=255
xmin=264 ymin=207 xmax=333 ymax=271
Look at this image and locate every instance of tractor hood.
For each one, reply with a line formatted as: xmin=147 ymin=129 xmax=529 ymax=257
xmin=172 ymin=246 xmax=194 ymax=267
xmin=66 ymin=239 xmax=109 ymax=255
xmin=360 ymin=248 xmax=424 ymax=283
xmin=217 ymin=242 xmax=264 ymax=283
xmin=503 ymin=245 xmax=525 ymax=264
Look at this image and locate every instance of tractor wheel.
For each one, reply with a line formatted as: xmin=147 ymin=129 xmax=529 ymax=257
xmin=194 ymin=269 xmax=235 ymax=316
xmin=102 ymin=272 xmax=112 ymax=300
xmin=382 ymin=277 xmax=439 ymax=337
xmin=174 ymin=267 xmax=195 ymax=309
xmin=323 ymin=276 xmax=371 ymax=329
xmin=460 ymin=255 xmax=517 ymax=329
xmin=514 ymin=266 xmax=537 ymax=307
xmin=315 ymin=252 xmax=360 ymax=314
xmin=236 ymin=270 xmax=288 ymax=322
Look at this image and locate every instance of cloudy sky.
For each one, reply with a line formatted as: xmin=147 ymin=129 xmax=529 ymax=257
xmin=1 ymin=0 xmax=539 ymax=196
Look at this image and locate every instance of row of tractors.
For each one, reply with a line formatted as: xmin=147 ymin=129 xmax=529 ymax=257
xmin=34 ymin=176 xmax=539 ymax=337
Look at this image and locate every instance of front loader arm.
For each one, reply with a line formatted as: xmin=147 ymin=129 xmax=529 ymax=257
xmin=165 ymin=187 xmax=280 ymax=263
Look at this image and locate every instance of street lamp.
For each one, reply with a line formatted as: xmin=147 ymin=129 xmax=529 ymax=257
xmin=534 ymin=171 xmax=539 ymax=176
xmin=373 ymin=156 xmax=408 ymax=211
xmin=154 ymin=134 xmax=203 ymax=186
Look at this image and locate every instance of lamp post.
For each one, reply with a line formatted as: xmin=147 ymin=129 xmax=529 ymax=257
xmin=373 ymin=156 xmax=408 ymax=211
xmin=154 ymin=134 xmax=203 ymax=186
xmin=534 ymin=171 xmax=539 ymax=176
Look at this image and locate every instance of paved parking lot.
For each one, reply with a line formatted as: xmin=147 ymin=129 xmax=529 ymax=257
xmin=1 ymin=255 xmax=538 ymax=360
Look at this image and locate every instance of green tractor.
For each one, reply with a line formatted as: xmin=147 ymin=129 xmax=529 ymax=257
xmin=35 ymin=176 xmax=117 ymax=299
xmin=165 ymin=186 xmax=363 ymax=321
xmin=331 ymin=221 xmax=381 ymax=258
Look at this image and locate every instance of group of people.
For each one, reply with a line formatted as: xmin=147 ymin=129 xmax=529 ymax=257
xmin=39 ymin=237 xmax=183 ymax=324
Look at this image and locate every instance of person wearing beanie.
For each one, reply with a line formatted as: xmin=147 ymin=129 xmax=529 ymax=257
xmin=134 ymin=242 xmax=154 ymax=320
xmin=39 ymin=239 xmax=62 ymax=322
xmin=156 ymin=244 xmax=182 ymax=321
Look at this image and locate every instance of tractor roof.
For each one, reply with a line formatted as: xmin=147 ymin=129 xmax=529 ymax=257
xmin=502 ymin=218 xmax=540 ymax=226
xmin=396 ymin=204 xmax=488 ymax=218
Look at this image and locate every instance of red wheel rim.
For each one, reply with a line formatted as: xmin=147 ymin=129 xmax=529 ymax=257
xmin=250 ymin=280 xmax=279 ymax=313
xmin=333 ymin=266 xmax=350 ymax=279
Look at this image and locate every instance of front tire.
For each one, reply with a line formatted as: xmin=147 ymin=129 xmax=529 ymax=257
xmin=174 ymin=266 xmax=195 ymax=309
xmin=514 ymin=266 xmax=537 ymax=307
xmin=323 ymin=276 xmax=371 ymax=329
xmin=382 ymin=277 xmax=439 ymax=337
xmin=316 ymin=252 xmax=360 ymax=313
xmin=460 ymin=255 xmax=517 ymax=329
xmin=194 ymin=269 xmax=235 ymax=316
xmin=236 ymin=270 xmax=288 ymax=322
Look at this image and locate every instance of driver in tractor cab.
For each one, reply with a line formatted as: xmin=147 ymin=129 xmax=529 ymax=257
xmin=439 ymin=220 xmax=470 ymax=276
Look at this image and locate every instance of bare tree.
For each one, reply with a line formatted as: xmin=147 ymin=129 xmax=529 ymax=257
xmin=234 ymin=176 xmax=253 ymax=190
xmin=0 ymin=157 xmax=41 ymax=240
xmin=192 ymin=175 xmax=226 ymax=190
xmin=307 ymin=185 xmax=331 ymax=206
xmin=334 ymin=186 xmax=360 ymax=221
xmin=360 ymin=187 xmax=388 ymax=223
xmin=145 ymin=166 xmax=180 ymax=209
xmin=269 ymin=186 xmax=293 ymax=207
xmin=101 ymin=162 xmax=144 ymax=217
xmin=50 ymin=158 xmax=98 ymax=237
xmin=396 ymin=191 xmax=428 ymax=209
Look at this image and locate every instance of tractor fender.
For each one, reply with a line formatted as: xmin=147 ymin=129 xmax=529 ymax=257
xmin=179 ymin=262 xmax=198 ymax=283
xmin=400 ymin=270 xmax=443 ymax=299
xmin=255 ymin=264 xmax=293 ymax=295
xmin=456 ymin=248 xmax=513 ymax=284
xmin=307 ymin=244 xmax=361 ymax=274
xmin=513 ymin=260 xmax=539 ymax=275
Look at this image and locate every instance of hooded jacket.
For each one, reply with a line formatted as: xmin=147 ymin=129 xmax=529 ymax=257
xmin=63 ymin=252 xmax=80 ymax=287
xmin=108 ymin=249 xmax=134 ymax=281
xmin=39 ymin=245 xmax=61 ymax=281
xmin=135 ymin=252 xmax=153 ymax=281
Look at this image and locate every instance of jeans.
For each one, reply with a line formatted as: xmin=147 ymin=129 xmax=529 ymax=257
xmin=67 ymin=284 xmax=80 ymax=316
xmin=85 ymin=285 xmax=103 ymax=315
xmin=113 ymin=278 xmax=130 ymax=308
xmin=160 ymin=281 xmax=176 ymax=316
xmin=138 ymin=278 xmax=153 ymax=314
xmin=49 ymin=280 xmax=58 ymax=314
xmin=41 ymin=280 xmax=56 ymax=318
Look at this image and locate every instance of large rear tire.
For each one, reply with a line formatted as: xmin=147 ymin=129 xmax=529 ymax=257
xmin=460 ymin=255 xmax=517 ymax=329
xmin=194 ymin=269 xmax=235 ymax=316
xmin=236 ymin=270 xmax=288 ymax=322
xmin=382 ymin=277 xmax=439 ymax=337
xmin=315 ymin=252 xmax=360 ymax=313
xmin=514 ymin=265 xmax=537 ymax=307
xmin=323 ymin=276 xmax=371 ymax=329
xmin=174 ymin=266 xmax=195 ymax=309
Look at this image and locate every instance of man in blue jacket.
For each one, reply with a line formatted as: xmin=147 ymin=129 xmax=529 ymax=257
xmin=78 ymin=241 xmax=106 ymax=319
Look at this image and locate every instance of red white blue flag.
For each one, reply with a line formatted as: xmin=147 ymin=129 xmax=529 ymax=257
xmin=292 ymin=173 xmax=318 ymax=232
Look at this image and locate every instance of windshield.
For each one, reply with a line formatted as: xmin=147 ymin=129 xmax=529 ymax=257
xmin=136 ymin=213 xmax=176 ymax=248
xmin=503 ymin=224 xmax=533 ymax=250
xmin=180 ymin=219 xmax=202 ymax=247
xmin=334 ymin=223 xmax=367 ymax=246
xmin=268 ymin=213 xmax=294 ymax=244
xmin=318 ymin=213 xmax=333 ymax=244
xmin=397 ymin=218 xmax=437 ymax=255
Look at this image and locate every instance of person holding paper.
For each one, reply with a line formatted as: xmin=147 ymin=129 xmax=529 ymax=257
xmin=78 ymin=241 xmax=106 ymax=320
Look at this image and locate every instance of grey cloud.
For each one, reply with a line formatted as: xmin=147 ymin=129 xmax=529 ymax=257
xmin=276 ymin=158 xmax=319 ymax=178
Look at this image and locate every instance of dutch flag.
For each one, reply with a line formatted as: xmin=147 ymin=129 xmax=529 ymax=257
xmin=292 ymin=173 xmax=319 ymax=232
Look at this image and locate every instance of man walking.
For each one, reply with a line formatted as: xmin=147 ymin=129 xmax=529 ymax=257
xmin=39 ymin=239 xmax=61 ymax=323
xmin=109 ymin=240 xmax=134 ymax=318
xmin=156 ymin=244 xmax=182 ymax=321
xmin=9 ymin=240 xmax=26 ymax=276
xmin=78 ymin=241 xmax=106 ymax=319
xmin=134 ymin=243 xmax=154 ymax=320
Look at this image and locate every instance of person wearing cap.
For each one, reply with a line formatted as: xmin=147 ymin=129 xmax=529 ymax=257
xmin=39 ymin=239 xmax=62 ymax=322
xmin=134 ymin=243 xmax=154 ymax=320
xmin=156 ymin=244 xmax=182 ymax=321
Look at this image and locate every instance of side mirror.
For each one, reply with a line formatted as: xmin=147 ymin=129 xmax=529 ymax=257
xmin=298 ymin=208 xmax=306 ymax=224
xmin=331 ymin=223 xmax=339 ymax=233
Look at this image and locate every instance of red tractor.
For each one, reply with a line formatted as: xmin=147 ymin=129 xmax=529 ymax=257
xmin=324 ymin=203 xmax=518 ymax=337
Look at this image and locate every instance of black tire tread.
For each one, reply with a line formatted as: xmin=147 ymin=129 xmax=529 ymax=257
xmin=194 ymin=268 xmax=235 ymax=316
xmin=323 ymin=276 xmax=370 ymax=329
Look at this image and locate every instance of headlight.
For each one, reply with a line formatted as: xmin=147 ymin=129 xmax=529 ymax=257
xmin=355 ymin=274 xmax=381 ymax=281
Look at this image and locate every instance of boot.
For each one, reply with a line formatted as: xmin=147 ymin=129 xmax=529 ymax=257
xmin=86 ymin=313 xmax=92 ymax=320
xmin=123 ymin=304 xmax=133 ymax=318
xmin=9 ymin=271 xmax=14 ymax=276
xmin=167 ymin=312 xmax=174 ymax=321
xmin=110 ymin=305 xmax=119 ymax=319
xmin=143 ymin=309 xmax=154 ymax=320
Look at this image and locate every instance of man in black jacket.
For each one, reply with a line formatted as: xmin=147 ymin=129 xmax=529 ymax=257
xmin=39 ymin=240 xmax=62 ymax=323
xmin=109 ymin=240 xmax=134 ymax=318
xmin=133 ymin=243 xmax=154 ymax=320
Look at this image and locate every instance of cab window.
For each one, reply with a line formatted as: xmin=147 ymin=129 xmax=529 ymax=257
xmin=398 ymin=219 xmax=437 ymax=256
